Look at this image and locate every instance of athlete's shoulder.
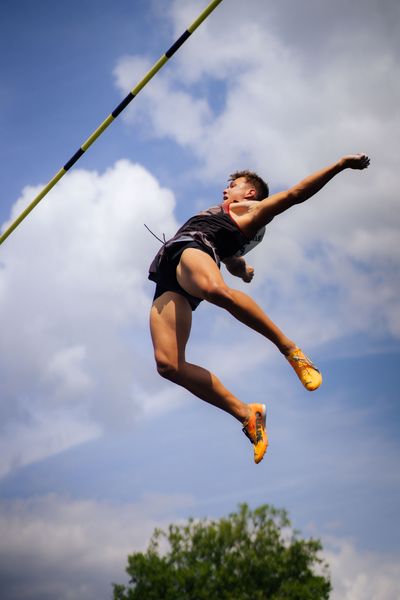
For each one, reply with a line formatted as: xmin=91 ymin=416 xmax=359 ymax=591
xmin=228 ymin=200 xmax=260 ymax=217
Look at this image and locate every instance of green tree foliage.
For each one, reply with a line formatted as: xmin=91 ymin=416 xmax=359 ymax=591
xmin=113 ymin=504 xmax=331 ymax=600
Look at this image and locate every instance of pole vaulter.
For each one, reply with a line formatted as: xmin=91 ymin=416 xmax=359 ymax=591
xmin=0 ymin=0 xmax=223 ymax=247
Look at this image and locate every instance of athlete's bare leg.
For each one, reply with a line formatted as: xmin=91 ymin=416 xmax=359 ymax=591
xmin=176 ymin=248 xmax=296 ymax=354
xmin=150 ymin=291 xmax=251 ymax=423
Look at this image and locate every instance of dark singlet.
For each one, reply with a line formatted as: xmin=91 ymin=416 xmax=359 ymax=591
xmin=148 ymin=204 xmax=265 ymax=309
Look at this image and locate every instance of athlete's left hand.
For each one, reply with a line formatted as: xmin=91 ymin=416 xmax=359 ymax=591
xmin=242 ymin=265 xmax=254 ymax=283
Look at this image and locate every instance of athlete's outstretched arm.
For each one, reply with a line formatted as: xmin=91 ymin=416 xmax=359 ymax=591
xmin=247 ymin=153 xmax=370 ymax=232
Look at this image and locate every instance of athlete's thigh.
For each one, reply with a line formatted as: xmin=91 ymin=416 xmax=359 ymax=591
xmin=176 ymin=248 xmax=226 ymax=299
xmin=150 ymin=291 xmax=192 ymax=365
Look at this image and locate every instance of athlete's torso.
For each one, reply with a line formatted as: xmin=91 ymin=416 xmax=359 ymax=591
xmin=175 ymin=203 xmax=265 ymax=260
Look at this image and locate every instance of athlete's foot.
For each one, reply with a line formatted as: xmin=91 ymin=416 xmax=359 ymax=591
xmin=286 ymin=347 xmax=322 ymax=391
xmin=242 ymin=403 xmax=268 ymax=464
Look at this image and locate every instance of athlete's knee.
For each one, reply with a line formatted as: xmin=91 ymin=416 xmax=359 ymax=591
xmin=155 ymin=354 xmax=182 ymax=383
xmin=204 ymin=281 xmax=234 ymax=308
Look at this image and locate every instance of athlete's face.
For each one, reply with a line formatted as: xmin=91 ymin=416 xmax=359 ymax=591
xmin=222 ymin=177 xmax=256 ymax=205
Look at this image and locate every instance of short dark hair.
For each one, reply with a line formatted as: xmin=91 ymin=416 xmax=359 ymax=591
xmin=229 ymin=170 xmax=269 ymax=201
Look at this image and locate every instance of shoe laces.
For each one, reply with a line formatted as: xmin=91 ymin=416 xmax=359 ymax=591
xmin=255 ymin=411 xmax=263 ymax=443
xmin=242 ymin=410 xmax=263 ymax=445
xmin=290 ymin=351 xmax=320 ymax=373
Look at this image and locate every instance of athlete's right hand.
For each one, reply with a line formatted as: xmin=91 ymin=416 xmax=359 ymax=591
xmin=341 ymin=153 xmax=370 ymax=170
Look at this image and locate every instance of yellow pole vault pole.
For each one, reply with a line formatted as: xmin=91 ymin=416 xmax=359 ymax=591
xmin=0 ymin=0 xmax=223 ymax=247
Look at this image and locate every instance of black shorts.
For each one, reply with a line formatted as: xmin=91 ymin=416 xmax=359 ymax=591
xmin=152 ymin=240 xmax=216 ymax=311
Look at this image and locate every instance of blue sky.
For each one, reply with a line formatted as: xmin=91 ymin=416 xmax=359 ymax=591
xmin=1 ymin=0 xmax=399 ymax=598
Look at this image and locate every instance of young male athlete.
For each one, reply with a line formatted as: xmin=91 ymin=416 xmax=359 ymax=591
xmin=149 ymin=153 xmax=370 ymax=464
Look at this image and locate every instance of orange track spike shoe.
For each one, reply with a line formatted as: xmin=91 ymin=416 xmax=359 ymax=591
xmin=286 ymin=347 xmax=322 ymax=391
xmin=242 ymin=403 xmax=268 ymax=464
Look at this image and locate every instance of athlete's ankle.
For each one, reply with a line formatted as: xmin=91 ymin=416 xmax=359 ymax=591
xmin=278 ymin=341 xmax=297 ymax=356
xmin=238 ymin=405 xmax=252 ymax=425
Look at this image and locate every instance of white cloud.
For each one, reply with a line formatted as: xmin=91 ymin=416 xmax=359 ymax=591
xmin=326 ymin=537 xmax=400 ymax=600
xmin=114 ymin=55 xmax=212 ymax=147
xmin=43 ymin=345 xmax=93 ymax=399
xmin=0 ymin=160 xmax=178 ymax=477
